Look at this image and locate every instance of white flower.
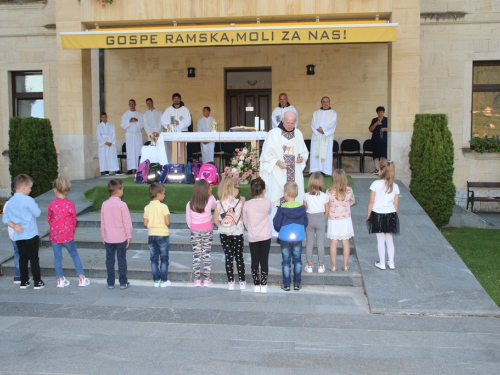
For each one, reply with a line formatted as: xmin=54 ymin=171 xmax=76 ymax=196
xmin=231 ymin=168 xmax=238 ymax=174
xmin=238 ymin=161 xmax=243 ymax=167
xmin=242 ymin=148 xmax=248 ymax=155
xmin=239 ymin=155 xmax=245 ymax=161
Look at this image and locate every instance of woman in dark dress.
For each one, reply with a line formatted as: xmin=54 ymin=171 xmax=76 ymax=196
xmin=368 ymin=106 xmax=388 ymax=174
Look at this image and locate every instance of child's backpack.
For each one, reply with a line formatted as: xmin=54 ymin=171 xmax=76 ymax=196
xmin=184 ymin=162 xmax=194 ymax=184
xmin=192 ymin=161 xmax=202 ymax=180
xmin=198 ymin=163 xmax=220 ymax=185
xmin=219 ymin=199 xmax=241 ymax=234
xmin=158 ymin=164 xmax=169 ymax=184
xmin=147 ymin=163 xmax=161 ymax=184
xmin=166 ymin=163 xmax=185 ymax=184
xmin=134 ymin=159 xmax=150 ymax=184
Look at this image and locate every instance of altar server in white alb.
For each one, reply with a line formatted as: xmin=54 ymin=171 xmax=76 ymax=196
xmin=309 ymin=96 xmax=337 ymax=176
xmin=197 ymin=106 xmax=216 ymax=164
xmin=120 ymin=99 xmax=144 ymax=174
xmin=161 ymin=92 xmax=192 ymax=132
xmin=97 ymin=112 xmax=122 ymax=176
xmin=271 ymin=93 xmax=298 ymax=129
xmin=143 ymin=98 xmax=163 ymax=137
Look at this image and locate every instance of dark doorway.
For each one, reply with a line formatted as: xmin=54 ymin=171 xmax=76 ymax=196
xmin=225 ymin=69 xmax=271 ymax=131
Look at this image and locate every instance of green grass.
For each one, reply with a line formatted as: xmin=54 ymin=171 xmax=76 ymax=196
xmin=442 ymin=227 xmax=500 ymax=307
xmin=84 ymin=175 xmax=353 ymax=213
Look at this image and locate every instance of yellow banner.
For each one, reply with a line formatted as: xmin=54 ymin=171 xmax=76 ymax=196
xmin=61 ymin=23 xmax=397 ymax=49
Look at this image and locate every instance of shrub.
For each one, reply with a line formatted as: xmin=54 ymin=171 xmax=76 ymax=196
xmin=9 ymin=117 xmax=58 ymax=197
xmin=469 ymin=136 xmax=500 ymax=153
xmin=409 ymin=114 xmax=456 ymax=228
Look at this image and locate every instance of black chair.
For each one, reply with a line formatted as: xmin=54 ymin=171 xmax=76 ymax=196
xmin=339 ymin=139 xmax=362 ymax=172
xmin=117 ymin=143 xmax=127 ymax=172
xmin=361 ymin=139 xmax=373 ymax=173
xmin=333 ymin=139 xmax=340 ymax=170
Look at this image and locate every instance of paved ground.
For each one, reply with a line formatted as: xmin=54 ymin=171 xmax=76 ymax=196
xmin=1 ymin=174 xmax=500 ymax=374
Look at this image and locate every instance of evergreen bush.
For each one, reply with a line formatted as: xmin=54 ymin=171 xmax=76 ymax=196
xmin=9 ymin=117 xmax=58 ymax=197
xmin=409 ymin=114 xmax=456 ymax=229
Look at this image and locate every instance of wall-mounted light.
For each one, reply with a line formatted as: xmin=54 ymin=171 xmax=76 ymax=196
xmin=187 ymin=67 xmax=195 ymax=78
xmin=306 ymin=65 xmax=315 ymax=75
xmin=247 ymin=79 xmax=257 ymax=86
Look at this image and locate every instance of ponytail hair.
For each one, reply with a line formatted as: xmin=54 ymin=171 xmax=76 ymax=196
xmin=250 ymin=177 xmax=266 ymax=198
xmin=379 ymin=159 xmax=395 ymax=193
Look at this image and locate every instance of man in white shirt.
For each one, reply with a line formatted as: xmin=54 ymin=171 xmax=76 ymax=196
xmin=120 ymin=99 xmax=144 ymax=174
xmin=309 ymin=96 xmax=337 ymax=176
xmin=197 ymin=106 xmax=216 ymax=163
xmin=97 ymin=112 xmax=122 ymax=176
xmin=161 ymin=93 xmax=192 ymax=162
xmin=271 ymin=93 xmax=298 ymax=129
xmin=143 ymin=98 xmax=162 ymax=137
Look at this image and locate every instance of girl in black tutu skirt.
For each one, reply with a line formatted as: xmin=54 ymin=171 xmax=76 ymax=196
xmin=366 ymin=160 xmax=400 ymax=270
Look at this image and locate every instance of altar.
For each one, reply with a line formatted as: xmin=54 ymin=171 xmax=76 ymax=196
xmin=158 ymin=131 xmax=268 ymax=165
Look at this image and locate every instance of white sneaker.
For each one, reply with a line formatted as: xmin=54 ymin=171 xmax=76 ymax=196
xmin=305 ymin=264 xmax=313 ymax=273
xmin=228 ymin=281 xmax=235 ymax=291
xmin=375 ymin=261 xmax=386 ymax=270
xmin=154 ymin=280 xmax=160 ymax=288
xmin=260 ymin=285 xmax=268 ymax=294
xmin=253 ymin=285 xmax=261 ymax=293
xmin=79 ymin=277 xmax=90 ymax=287
xmin=386 ymin=261 xmax=395 ymax=270
xmin=318 ymin=264 xmax=325 ymax=273
xmin=57 ymin=277 xmax=70 ymax=288
xmin=160 ymin=280 xmax=171 ymax=287
xmin=239 ymin=281 xmax=247 ymax=290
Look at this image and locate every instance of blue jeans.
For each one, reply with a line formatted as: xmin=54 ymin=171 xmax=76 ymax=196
xmin=12 ymin=240 xmax=20 ymax=278
xmin=105 ymin=241 xmax=128 ymax=287
xmin=148 ymin=236 xmax=170 ymax=282
xmin=51 ymin=240 xmax=84 ymax=278
xmin=281 ymin=241 xmax=303 ymax=285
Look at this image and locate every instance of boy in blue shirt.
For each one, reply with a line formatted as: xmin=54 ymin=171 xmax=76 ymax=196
xmin=273 ymin=182 xmax=308 ymax=291
xmin=3 ymin=174 xmax=44 ymax=289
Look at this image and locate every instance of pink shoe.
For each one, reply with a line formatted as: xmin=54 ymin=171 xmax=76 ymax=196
xmin=203 ymin=279 xmax=213 ymax=287
xmin=194 ymin=279 xmax=202 ymax=287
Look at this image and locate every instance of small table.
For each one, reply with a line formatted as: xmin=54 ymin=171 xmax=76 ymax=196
xmin=158 ymin=131 xmax=267 ymax=164
xmin=140 ymin=145 xmax=161 ymax=164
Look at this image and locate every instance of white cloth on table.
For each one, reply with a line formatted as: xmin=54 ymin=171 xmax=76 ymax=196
xmin=197 ymin=115 xmax=216 ymax=163
xmin=259 ymin=127 xmax=309 ymax=208
xmin=143 ymin=108 xmax=163 ymax=136
xmin=120 ymin=110 xmax=144 ymax=170
xmin=271 ymin=105 xmax=298 ymax=129
xmin=97 ymin=121 xmax=119 ymax=172
xmin=309 ymin=108 xmax=337 ymax=176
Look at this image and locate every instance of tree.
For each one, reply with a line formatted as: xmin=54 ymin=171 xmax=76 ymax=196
xmin=9 ymin=117 xmax=58 ymax=197
xmin=409 ymin=114 xmax=456 ymax=228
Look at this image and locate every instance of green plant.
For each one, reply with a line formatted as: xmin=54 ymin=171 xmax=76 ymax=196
xmin=469 ymin=136 xmax=500 ymax=153
xmin=221 ymin=144 xmax=260 ymax=183
xmin=409 ymin=114 xmax=456 ymax=228
xmin=9 ymin=117 xmax=58 ymax=197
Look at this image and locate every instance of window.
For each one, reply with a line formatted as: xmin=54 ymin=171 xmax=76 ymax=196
xmin=472 ymin=62 xmax=500 ymax=139
xmin=12 ymin=71 xmax=44 ymax=118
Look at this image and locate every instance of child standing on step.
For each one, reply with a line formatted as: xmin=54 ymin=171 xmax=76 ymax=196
xmin=273 ymin=182 xmax=308 ymax=291
xmin=214 ymin=176 xmax=246 ymax=291
xmin=327 ymin=169 xmax=355 ymax=272
xmin=47 ymin=177 xmax=90 ymax=288
xmin=303 ymin=172 xmax=329 ymax=274
xmin=144 ymin=183 xmax=171 ymax=287
xmin=367 ymin=160 xmax=400 ymax=270
xmin=186 ymin=179 xmax=217 ymax=287
xmin=101 ymin=179 xmax=132 ymax=289
xmin=242 ymin=177 xmax=272 ymax=294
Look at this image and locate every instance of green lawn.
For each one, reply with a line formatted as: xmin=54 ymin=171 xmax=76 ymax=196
xmin=442 ymin=227 xmax=500 ymax=307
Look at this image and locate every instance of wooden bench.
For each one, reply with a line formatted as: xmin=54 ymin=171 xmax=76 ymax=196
xmin=466 ymin=181 xmax=500 ymax=211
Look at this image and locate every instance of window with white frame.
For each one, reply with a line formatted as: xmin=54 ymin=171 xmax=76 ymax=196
xmin=472 ymin=62 xmax=500 ymax=139
xmin=11 ymin=71 xmax=44 ymax=118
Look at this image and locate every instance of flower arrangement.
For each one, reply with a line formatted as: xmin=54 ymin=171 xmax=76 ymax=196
xmin=149 ymin=132 xmax=159 ymax=146
xmin=222 ymin=144 xmax=260 ymax=183
xmin=469 ymin=136 xmax=500 ymax=153
xmin=97 ymin=0 xmax=113 ymax=8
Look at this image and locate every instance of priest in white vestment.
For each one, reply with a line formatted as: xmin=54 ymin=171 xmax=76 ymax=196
xmin=120 ymin=99 xmax=144 ymax=173
xmin=260 ymin=111 xmax=309 ymax=208
xmin=197 ymin=106 xmax=216 ymax=163
xmin=97 ymin=112 xmax=121 ymax=175
xmin=161 ymin=93 xmax=192 ymax=162
xmin=309 ymin=96 xmax=337 ymax=176
xmin=143 ymin=98 xmax=163 ymax=136
xmin=271 ymin=93 xmax=298 ymax=129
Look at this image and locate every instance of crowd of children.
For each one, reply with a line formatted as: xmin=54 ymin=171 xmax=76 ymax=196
xmin=3 ymin=161 xmax=399 ymax=292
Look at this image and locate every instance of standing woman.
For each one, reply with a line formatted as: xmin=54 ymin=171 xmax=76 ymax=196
xmin=368 ymin=106 xmax=388 ymax=174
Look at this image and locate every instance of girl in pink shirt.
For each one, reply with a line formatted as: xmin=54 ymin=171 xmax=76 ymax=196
xmin=326 ymin=169 xmax=355 ymax=272
xmin=47 ymin=177 xmax=89 ymax=288
xmin=186 ymin=179 xmax=217 ymax=287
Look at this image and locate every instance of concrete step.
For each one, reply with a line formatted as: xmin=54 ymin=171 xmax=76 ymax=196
xmin=0 ymin=247 xmax=363 ymax=287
